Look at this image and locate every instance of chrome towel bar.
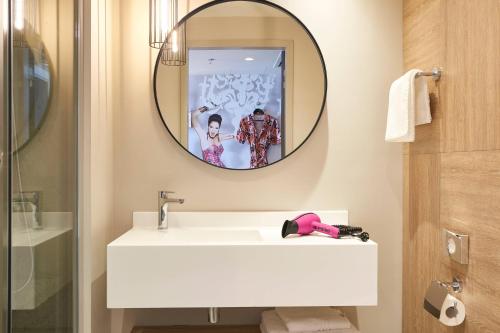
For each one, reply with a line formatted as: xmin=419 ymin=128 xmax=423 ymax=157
xmin=416 ymin=67 xmax=442 ymax=81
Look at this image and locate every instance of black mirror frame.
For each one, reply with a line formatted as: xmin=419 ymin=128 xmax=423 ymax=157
xmin=153 ymin=0 xmax=328 ymax=171
xmin=13 ymin=43 xmax=53 ymax=153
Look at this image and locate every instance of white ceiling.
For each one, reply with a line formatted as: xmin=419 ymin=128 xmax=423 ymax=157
xmin=188 ymin=49 xmax=283 ymax=75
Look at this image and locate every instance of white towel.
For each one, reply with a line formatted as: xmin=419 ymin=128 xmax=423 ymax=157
xmin=261 ymin=310 xmax=358 ymax=333
xmin=385 ymin=69 xmax=431 ymax=142
xmin=274 ymin=307 xmax=352 ymax=332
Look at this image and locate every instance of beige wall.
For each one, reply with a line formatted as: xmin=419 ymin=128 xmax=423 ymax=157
xmin=105 ymin=0 xmax=403 ymax=332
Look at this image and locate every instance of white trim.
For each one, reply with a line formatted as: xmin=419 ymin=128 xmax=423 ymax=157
xmin=78 ymin=0 xmax=91 ymax=331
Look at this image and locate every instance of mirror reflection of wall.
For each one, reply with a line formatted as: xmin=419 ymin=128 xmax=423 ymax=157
xmin=155 ymin=0 xmax=326 ymax=170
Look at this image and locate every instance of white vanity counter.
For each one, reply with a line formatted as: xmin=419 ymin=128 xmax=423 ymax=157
xmin=107 ymin=211 xmax=377 ymax=308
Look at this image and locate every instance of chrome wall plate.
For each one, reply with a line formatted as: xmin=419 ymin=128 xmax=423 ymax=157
xmin=443 ymin=229 xmax=469 ymax=264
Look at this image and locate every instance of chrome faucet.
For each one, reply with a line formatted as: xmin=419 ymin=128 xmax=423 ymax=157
xmin=158 ymin=191 xmax=184 ymax=230
xmin=12 ymin=191 xmax=42 ymax=229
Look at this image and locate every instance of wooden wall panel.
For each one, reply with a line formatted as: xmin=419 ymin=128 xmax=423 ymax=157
xmin=403 ymin=154 xmax=442 ymax=333
xmin=404 ymin=0 xmax=500 ymax=332
xmin=403 ymin=0 xmax=445 ymax=155
xmin=442 ymin=0 xmax=500 ymax=152
xmin=441 ymin=151 xmax=500 ymax=333
xmin=403 ymin=0 xmax=444 ymax=70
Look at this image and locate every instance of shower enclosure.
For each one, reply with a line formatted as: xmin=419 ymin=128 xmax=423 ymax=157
xmin=1 ymin=0 xmax=79 ymax=331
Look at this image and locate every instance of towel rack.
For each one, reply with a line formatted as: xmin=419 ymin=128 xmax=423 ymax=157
xmin=416 ymin=67 xmax=442 ymax=81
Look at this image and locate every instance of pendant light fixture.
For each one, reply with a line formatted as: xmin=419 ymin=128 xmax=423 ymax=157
xmin=160 ymin=21 xmax=186 ymax=66
xmin=149 ymin=0 xmax=176 ymax=49
xmin=13 ymin=0 xmax=41 ymax=48
xmin=149 ymin=0 xmax=186 ymax=66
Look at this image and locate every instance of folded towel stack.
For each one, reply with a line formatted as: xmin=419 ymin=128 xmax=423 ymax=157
xmin=260 ymin=307 xmax=359 ymax=333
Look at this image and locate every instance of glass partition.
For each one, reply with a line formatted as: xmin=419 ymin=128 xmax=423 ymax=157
xmin=1 ymin=0 xmax=11 ymax=331
xmin=9 ymin=0 xmax=78 ymax=332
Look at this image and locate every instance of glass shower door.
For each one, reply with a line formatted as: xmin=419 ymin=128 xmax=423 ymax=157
xmin=1 ymin=0 xmax=11 ymax=331
xmin=9 ymin=0 xmax=78 ymax=332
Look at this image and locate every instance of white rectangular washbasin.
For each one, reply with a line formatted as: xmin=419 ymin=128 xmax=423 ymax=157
xmin=107 ymin=211 xmax=377 ymax=308
xmin=146 ymin=228 xmax=262 ymax=243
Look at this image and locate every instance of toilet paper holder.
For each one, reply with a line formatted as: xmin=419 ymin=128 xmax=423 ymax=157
xmin=424 ymin=278 xmax=466 ymax=326
xmin=438 ymin=277 xmax=463 ymax=293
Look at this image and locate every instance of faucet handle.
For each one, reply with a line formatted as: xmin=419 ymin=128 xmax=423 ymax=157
xmin=159 ymin=191 xmax=175 ymax=199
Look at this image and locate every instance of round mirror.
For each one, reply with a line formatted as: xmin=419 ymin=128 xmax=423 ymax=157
xmin=12 ymin=27 xmax=52 ymax=152
xmin=154 ymin=0 xmax=326 ymax=170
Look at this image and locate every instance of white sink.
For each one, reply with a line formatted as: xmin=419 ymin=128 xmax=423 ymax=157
xmin=107 ymin=211 xmax=377 ymax=308
xmin=157 ymin=228 xmax=261 ymax=243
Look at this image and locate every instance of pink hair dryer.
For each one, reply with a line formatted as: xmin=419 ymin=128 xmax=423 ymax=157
xmin=281 ymin=212 xmax=370 ymax=241
xmin=281 ymin=212 xmax=340 ymax=238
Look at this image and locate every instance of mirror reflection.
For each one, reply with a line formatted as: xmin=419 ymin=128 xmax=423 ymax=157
xmin=155 ymin=1 xmax=326 ymax=169
xmin=13 ymin=26 xmax=52 ymax=152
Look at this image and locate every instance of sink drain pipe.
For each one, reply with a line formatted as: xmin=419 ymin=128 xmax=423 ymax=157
xmin=208 ymin=307 xmax=219 ymax=324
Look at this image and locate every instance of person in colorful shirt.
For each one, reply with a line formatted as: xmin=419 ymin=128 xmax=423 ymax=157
xmin=191 ymin=106 xmax=235 ymax=167
xmin=236 ymin=108 xmax=281 ymax=168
